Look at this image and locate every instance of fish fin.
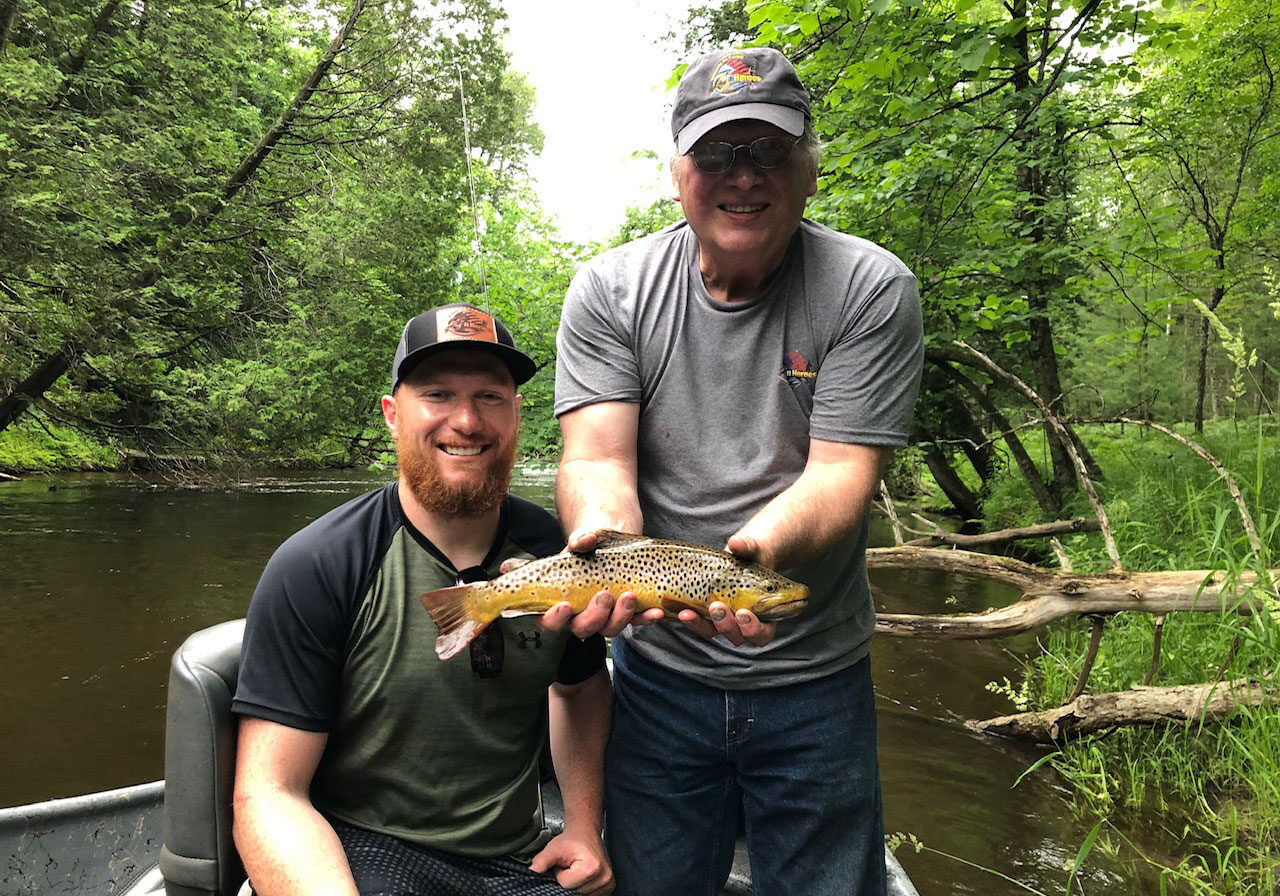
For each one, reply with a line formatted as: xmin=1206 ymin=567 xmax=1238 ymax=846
xmin=591 ymin=529 xmax=648 ymax=550
xmin=420 ymin=585 xmax=492 ymax=660
xmin=660 ymin=597 xmax=704 ymax=617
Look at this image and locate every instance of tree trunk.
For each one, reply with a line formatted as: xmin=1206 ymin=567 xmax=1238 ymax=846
xmin=902 ymin=518 xmax=1098 ymax=549
xmin=970 ymin=680 xmax=1275 ymax=743
xmin=1193 ymin=310 xmax=1210 ymax=432
xmin=0 ymin=0 xmax=18 ymax=53
xmin=951 ymin=396 xmax=996 ymax=489
xmin=0 ymin=349 xmax=75 ymax=432
xmin=60 ymin=0 xmax=121 ymax=82
xmin=1009 ymin=0 xmax=1077 ymax=501
xmin=869 ymin=546 xmax=1274 ymax=639
xmin=921 ymin=443 xmax=983 ymax=520
xmin=933 ymin=356 xmax=1059 ymax=514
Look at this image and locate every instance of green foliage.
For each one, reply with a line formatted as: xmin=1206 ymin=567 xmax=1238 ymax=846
xmin=982 ymin=421 xmax=1279 ymax=571
xmin=607 ymin=198 xmax=685 ymax=249
xmin=0 ymin=0 xmax=549 ymax=466
xmin=0 ymin=417 xmax=118 ymax=473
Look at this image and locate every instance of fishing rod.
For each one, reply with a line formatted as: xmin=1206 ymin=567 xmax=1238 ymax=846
xmin=454 ymin=62 xmax=488 ymax=304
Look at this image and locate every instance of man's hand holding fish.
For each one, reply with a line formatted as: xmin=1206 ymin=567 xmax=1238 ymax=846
xmin=525 ymin=528 xmax=776 ymax=647
xmin=420 ymin=530 xmax=809 ymax=661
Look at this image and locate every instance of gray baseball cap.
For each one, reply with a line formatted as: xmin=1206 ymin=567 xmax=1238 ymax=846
xmin=390 ymin=302 xmax=536 ymax=392
xmin=671 ymin=48 xmax=811 ymax=155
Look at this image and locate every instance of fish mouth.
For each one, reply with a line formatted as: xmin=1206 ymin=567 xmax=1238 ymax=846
xmin=752 ymin=589 xmax=809 ymax=622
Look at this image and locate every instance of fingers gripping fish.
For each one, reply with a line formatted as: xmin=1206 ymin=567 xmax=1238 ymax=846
xmin=419 ymin=530 xmax=810 ymax=660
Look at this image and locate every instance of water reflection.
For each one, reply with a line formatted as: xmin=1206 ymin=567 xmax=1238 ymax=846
xmin=0 ymin=468 xmax=1159 ymax=893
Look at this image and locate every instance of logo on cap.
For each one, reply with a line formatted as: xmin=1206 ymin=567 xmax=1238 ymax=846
xmin=710 ymin=54 xmax=762 ymax=95
xmin=438 ymin=307 xmax=498 ymax=344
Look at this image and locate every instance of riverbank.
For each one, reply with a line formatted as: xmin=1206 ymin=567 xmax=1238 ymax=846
xmin=0 ymin=418 xmax=565 ymax=478
xmin=976 ymin=420 xmax=1279 ymax=894
xmin=0 ymin=420 xmax=121 ymax=475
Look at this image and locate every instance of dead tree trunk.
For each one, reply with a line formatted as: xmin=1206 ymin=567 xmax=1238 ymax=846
xmin=901 ymin=518 xmax=1098 ymax=549
xmin=869 ymin=546 xmax=1274 ymax=639
xmin=970 ymin=680 xmax=1275 ymax=743
xmin=921 ymin=443 xmax=983 ymax=521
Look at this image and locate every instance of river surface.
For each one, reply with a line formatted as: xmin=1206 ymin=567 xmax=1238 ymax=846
xmin=0 ymin=468 xmax=1166 ymax=893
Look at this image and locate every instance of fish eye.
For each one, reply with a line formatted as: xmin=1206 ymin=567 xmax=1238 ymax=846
xmin=763 ymin=582 xmax=776 ymax=592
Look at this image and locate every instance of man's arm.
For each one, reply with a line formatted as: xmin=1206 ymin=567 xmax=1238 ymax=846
xmin=544 ymin=402 xmax=660 ymax=637
xmin=730 ymin=439 xmax=892 ymax=570
xmin=555 ymin=401 xmax=643 ymax=539
xmin=529 ymin=668 xmax=615 ymax=895
xmin=680 ymin=439 xmax=893 ymax=646
xmin=232 ymin=717 xmax=357 ymax=896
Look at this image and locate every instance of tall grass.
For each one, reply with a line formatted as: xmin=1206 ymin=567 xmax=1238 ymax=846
xmin=979 ymin=419 xmax=1279 ymax=894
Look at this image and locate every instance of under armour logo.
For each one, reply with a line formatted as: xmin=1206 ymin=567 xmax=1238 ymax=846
xmin=517 ymin=631 xmax=543 ymax=649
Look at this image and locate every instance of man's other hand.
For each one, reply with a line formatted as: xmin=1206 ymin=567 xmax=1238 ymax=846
xmin=540 ymin=589 xmax=662 ymax=639
xmin=676 ymin=600 xmax=776 ymax=648
xmin=529 ymin=831 xmax=614 ymax=895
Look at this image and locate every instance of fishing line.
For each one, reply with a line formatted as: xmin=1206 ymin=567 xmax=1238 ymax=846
xmin=455 ymin=63 xmax=488 ymax=304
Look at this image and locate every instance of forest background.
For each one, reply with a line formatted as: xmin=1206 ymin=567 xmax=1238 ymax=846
xmin=2 ymin=0 xmax=1278 ymax=892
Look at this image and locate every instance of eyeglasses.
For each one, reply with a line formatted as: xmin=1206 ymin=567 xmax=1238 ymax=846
xmin=458 ymin=565 xmax=504 ymax=677
xmin=687 ymin=135 xmax=802 ymax=174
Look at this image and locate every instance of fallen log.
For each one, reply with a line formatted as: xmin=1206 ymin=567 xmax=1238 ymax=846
xmin=969 ymin=679 xmax=1277 ymax=743
xmin=869 ymin=547 xmax=1276 ymax=639
xmin=903 ymin=517 xmax=1099 ymax=549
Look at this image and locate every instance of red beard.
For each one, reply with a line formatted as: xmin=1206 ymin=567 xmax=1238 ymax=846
xmin=396 ymin=434 xmax=517 ymax=518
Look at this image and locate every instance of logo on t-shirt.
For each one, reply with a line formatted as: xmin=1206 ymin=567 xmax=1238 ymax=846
xmin=782 ymin=350 xmax=817 ymax=382
xmin=516 ymin=630 xmax=543 ymax=649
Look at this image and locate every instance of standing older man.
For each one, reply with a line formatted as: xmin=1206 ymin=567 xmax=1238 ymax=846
xmin=551 ymin=48 xmax=924 ymax=896
xmin=232 ymin=303 xmax=614 ymax=896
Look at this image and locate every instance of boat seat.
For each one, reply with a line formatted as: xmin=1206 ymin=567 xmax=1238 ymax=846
xmin=160 ymin=618 xmax=247 ymax=896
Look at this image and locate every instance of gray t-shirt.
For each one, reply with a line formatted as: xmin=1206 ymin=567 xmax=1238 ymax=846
xmin=555 ymin=219 xmax=923 ymax=689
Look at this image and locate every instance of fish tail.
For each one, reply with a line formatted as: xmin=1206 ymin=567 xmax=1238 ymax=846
xmin=420 ymin=585 xmax=495 ymax=661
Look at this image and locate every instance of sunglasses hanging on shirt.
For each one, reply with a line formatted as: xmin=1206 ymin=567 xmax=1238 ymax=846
xmin=456 ymin=565 xmax=504 ymax=677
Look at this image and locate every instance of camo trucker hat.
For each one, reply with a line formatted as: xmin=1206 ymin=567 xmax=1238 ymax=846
xmin=672 ymin=47 xmax=811 ymax=155
xmin=391 ymin=303 xmax=536 ymax=391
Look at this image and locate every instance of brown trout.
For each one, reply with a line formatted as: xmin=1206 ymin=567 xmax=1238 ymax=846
xmin=420 ymin=530 xmax=810 ymax=660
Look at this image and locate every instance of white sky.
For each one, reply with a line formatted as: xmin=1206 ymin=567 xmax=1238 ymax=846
xmin=501 ymin=0 xmax=698 ymax=242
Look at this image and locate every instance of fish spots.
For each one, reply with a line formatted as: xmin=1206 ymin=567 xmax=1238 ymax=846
xmin=420 ymin=530 xmax=809 ymax=658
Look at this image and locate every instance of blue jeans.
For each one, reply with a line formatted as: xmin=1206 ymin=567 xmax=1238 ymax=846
xmin=604 ymin=639 xmax=886 ymax=896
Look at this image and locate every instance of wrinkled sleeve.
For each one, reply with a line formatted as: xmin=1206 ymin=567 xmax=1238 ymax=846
xmin=810 ymin=272 xmax=923 ymax=446
xmin=554 ymin=261 xmax=642 ymax=416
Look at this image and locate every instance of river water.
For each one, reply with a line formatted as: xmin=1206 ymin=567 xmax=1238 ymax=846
xmin=0 ymin=468 xmax=1164 ymax=893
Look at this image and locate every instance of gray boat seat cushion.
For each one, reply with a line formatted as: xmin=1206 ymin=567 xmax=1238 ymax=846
xmin=160 ymin=618 xmax=247 ymax=896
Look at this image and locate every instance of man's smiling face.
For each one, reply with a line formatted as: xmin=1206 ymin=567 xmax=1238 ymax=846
xmin=384 ymin=348 xmax=520 ymax=518
xmin=672 ymin=120 xmax=817 ymax=284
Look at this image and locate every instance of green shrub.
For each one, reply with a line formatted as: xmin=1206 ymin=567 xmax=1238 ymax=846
xmin=0 ymin=418 xmax=120 ymax=473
